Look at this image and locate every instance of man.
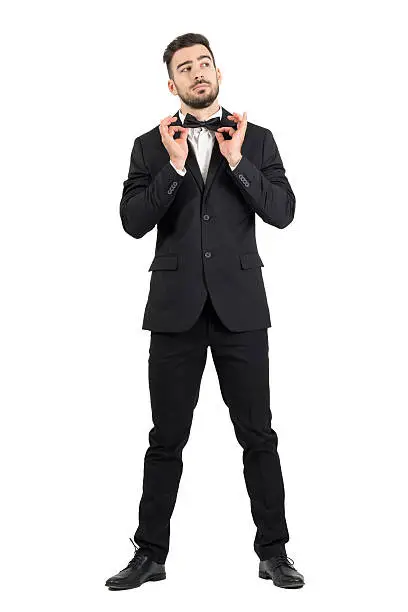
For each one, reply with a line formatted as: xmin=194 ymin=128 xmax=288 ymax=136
xmin=106 ymin=33 xmax=304 ymax=591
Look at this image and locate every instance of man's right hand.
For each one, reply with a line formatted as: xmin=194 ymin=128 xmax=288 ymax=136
xmin=159 ymin=116 xmax=189 ymax=170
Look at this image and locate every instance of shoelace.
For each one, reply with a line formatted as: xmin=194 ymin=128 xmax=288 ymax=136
xmin=121 ymin=537 xmax=148 ymax=570
xmin=268 ymin=554 xmax=295 ymax=571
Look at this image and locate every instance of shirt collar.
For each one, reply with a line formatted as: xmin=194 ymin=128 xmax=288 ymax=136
xmin=178 ymin=104 xmax=222 ymax=125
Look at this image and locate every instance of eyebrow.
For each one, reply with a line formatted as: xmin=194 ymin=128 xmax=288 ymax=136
xmin=176 ymin=55 xmax=212 ymax=71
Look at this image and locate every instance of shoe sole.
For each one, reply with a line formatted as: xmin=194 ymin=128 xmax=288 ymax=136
xmin=259 ymin=570 xmax=304 ymax=588
xmin=107 ymin=573 xmax=166 ymax=590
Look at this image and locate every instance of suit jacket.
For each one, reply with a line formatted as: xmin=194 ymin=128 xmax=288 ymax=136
xmin=120 ymin=105 xmax=296 ymax=332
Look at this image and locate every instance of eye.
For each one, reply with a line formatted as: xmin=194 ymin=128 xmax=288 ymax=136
xmin=181 ymin=62 xmax=210 ymax=72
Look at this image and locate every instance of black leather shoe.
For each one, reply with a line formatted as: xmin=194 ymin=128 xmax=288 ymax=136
xmin=105 ymin=538 xmax=166 ymax=590
xmin=259 ymin=554 xmax=305 ymax=588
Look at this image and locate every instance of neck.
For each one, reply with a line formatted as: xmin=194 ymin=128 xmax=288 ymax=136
xmin=180 ymin=101 xmax=221 ymax=120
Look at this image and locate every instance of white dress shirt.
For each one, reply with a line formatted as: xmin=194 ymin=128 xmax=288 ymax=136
xmin=169 ymin=105 xmax=241 ymax=181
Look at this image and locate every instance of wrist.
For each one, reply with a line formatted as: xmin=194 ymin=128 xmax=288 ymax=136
xmin=170 ymin=158 xmax=186 ymax=171
xmin=227 ymin=154 xmax=242 ymax=167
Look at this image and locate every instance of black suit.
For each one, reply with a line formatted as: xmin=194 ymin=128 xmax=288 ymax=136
xmin=119 ymin=106 xmax=295 ymax=564
xmin=120 ymin=106 xmax=296 ymax=332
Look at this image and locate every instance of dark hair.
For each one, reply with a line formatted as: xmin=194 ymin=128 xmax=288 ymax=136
xmin=163 ymin=33 xmax=216 ymax=81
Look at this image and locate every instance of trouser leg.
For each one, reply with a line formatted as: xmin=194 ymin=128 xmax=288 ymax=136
xmin=134 ymin=314 xmax=208 ymax=564
xmin=208 ymin=302 xmax=289 ymax=560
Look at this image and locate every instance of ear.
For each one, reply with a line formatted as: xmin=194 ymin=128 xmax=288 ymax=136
xmin=168 ymin=79 xmax=177 ymax=96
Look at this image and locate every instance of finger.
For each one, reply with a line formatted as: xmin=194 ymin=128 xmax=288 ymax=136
xmin=241 ymin=112 xmax=248 ymax=133
xmin=160 ymin=116 xmax=178 ymax=127
xmin=172 ymin=126 xmax=188 ymax=133
xmin=159 ymin=122 xmax=172 ymax=142
xmin=168 ymin=126 xmax=188 ymax=139
xmin=232 ymin=111 xmax=247 ymax=126
xmin=235 ymin=112 xmax=247 ymax=132
xmin=217 ymin=126 xmax=235 ymax=137
xmin=160 ymin=120 xmax=185 ymax=139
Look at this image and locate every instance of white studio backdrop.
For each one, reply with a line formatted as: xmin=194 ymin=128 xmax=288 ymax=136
xmin=1 ymin=1 xmax=407 ymax=611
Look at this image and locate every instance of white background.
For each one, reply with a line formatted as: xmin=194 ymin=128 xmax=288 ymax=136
xmin=1 ymin=0 xmax=407 ymax=610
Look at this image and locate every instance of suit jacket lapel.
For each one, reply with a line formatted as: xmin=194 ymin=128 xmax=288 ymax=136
xmin=171 ymin=106 xmax=236 ymax=197
xmin=186 ymin=138 xmax=204 ymax=192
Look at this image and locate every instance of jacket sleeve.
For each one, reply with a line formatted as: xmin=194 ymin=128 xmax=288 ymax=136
xmin=119 ymin=137 xmax=186 ymax=239
xmin=227 ymin=128 xmax=296 ymax=229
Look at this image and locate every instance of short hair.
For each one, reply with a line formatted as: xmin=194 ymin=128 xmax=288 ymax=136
xmin=163 ymin=33 xmax=216 ymax=80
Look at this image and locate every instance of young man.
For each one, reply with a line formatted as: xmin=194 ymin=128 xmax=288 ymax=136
xmin=106 ymin=33 xmax=304 ymax=591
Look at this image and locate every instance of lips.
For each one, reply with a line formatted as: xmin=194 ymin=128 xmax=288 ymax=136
xmin=193 ymin=84 xmax=209 ymax=90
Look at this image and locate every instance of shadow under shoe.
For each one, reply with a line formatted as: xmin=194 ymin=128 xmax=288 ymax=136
xmin=105 ymin=538 xmax=166 ymax=591
xmin=259 ymin=554 xmax=305 ymax=588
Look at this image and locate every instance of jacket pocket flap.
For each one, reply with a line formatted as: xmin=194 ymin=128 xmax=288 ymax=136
xmin=148 ymin=254 xmax=178 ymax=271
xmin=239 ymin=252 xmax=264 ymax=269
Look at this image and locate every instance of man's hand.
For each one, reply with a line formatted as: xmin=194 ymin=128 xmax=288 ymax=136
xmin=159 ymin=116 xmax=189 ymax=169
xmin=214 ymin=111 xmax=247 ymax=166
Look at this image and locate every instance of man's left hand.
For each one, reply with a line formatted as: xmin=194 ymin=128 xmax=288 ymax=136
xmin=214 ymin=111 xmax=247 ymax=166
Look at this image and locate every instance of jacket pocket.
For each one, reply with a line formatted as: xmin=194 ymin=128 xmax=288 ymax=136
xmin=148 ymin=254 xmax=178 ymax=271
xmin=239 ymin=252 xmax=264 ymax=269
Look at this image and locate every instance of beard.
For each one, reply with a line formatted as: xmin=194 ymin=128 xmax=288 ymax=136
xmin=178 ymin=80 xmax=220 ymax=109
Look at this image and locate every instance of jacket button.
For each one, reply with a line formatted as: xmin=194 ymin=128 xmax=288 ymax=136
xmin=204 ymin=251 xmax=212 ymax=258
xmin=203 ymin=214 xmax=210 ymax=221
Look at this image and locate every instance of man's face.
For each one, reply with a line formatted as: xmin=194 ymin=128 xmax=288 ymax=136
xmin=168 ymin=44 xmax=221 ymax=109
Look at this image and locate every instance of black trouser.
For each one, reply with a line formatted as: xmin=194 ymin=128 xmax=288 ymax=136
xmin=133 ymin=295 xmax=289 ymax=563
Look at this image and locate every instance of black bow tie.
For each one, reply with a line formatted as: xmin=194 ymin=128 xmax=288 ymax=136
xmin=183 ymin=113 xmax=233 ymax=132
